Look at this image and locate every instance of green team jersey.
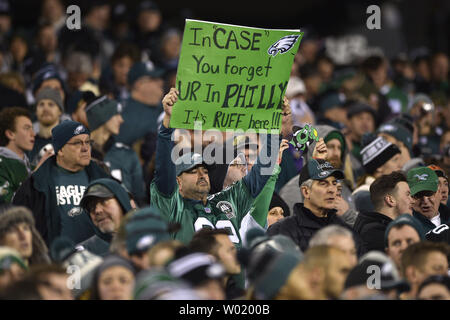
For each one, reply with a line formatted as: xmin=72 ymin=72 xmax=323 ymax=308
xmin=0 ymin=147 xmax=33 ymax=204
xmin=151 ymin=179 xmax=253 ymax=248
xmin=151 ymin=125 xmax=280 ymax=248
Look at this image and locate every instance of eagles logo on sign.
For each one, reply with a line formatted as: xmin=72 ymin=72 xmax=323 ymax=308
xmin=267 ymin=35 xmax=299 ymax=57
xmin=216 ymin=201 xmax=235 ymax=219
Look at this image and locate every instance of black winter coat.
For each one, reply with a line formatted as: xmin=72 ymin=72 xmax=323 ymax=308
xmin=267 ymin=203 xmax=364 ymax=254
xmin=353 ymin=211 xmax=393 ymax=254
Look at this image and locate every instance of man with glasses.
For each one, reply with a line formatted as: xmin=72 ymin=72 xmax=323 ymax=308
xmin=13 ymin=120 xmax=109 ymax=247
xmin=407 ymin=167 xmax=450 ymax=233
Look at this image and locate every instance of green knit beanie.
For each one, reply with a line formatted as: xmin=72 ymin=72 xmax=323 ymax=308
xmin=324 ymin=130 xmax=347 ymax=160
xmin=85 ymin=96 xmax=122 ymax=131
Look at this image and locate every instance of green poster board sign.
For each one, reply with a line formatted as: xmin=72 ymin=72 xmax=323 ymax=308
xmin=170 ymin=19 xmax=303 ymax=133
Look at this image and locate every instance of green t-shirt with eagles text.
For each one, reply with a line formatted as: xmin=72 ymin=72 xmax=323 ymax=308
xmin=53 ymin=166 xmax=94 ymax=244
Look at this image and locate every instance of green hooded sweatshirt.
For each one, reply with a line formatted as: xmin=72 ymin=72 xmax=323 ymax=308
xmin=0 ymin=147 xmax=33 ymax=204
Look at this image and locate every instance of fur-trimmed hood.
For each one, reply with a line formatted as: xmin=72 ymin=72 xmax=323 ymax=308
xmin=0 ymin=205 xmax=50 ymax=265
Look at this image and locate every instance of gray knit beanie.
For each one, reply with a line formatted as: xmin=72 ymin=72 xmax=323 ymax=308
xmin=35 ymin=87 xmax=64 ymax=113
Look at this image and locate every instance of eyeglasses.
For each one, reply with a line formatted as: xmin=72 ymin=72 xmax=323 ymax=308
xmin=86 ymin=197 xmax=113 ymax=213
xmin=65 ymin=140 xmax=93 ymax=148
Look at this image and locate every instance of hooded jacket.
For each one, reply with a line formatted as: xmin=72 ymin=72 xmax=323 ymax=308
xmin=279 ymin=125 xmax=358 ymax=226
xmin=0 ymin=147 xmax=33 ymax=204
xmin=0 ymin=205 xmax=50 ymax=265
xmin=353 ymin=211 xmax=393 ymax=254
xmin=12 ymin=156 xmax=110 ymax=246
xmin=267 ymin=203 xmax=361 ymax=253
xmin=76 ymin=178 xmax=132 ymax=256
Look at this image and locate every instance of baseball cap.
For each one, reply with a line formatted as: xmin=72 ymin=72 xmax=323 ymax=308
xmin=298 ymin=159 xmax=344 ymax=187
xmin=407 ymin=167 xmax=439 ymax=197
xmin=427 ymin=164 xmax=449 ymax=182
xmin=80 ymin=178 xmax=132 ymax=215
xmin=175 ymin=152 xmax=206 ymax=177
xmin=127 ymin=62 xmax=164 ymax=86
xmin=81 ymin=183 xmax=114 ymax=202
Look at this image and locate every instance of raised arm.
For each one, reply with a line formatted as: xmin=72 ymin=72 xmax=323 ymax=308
xmin=248 ymin=139 xmax=288 ymax=227
xmin=153 ymin=88 xmax=179 ymax=196
xmin=241 ymin=98 xmax=292 ymax=198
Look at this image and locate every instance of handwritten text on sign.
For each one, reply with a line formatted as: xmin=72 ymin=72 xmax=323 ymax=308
xmin=170 ymin=20 xmax=303 ymax=132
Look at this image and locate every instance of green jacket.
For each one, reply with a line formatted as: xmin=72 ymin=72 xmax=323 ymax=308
xmin=150 ymin=125 xmax=280 ymax=248
xmin=239 ymin=164 xmax=281 ymax=246
xmin=0 ymin=147 xmax=32 ymax=204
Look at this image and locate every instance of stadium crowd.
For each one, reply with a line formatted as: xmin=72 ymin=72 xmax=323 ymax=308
xmin=0 ymin=0 xmax=449 ymax=300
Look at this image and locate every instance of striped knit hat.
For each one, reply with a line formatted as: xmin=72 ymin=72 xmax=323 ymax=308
xmin=360 ymin=133 xmax=400 ymax=174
